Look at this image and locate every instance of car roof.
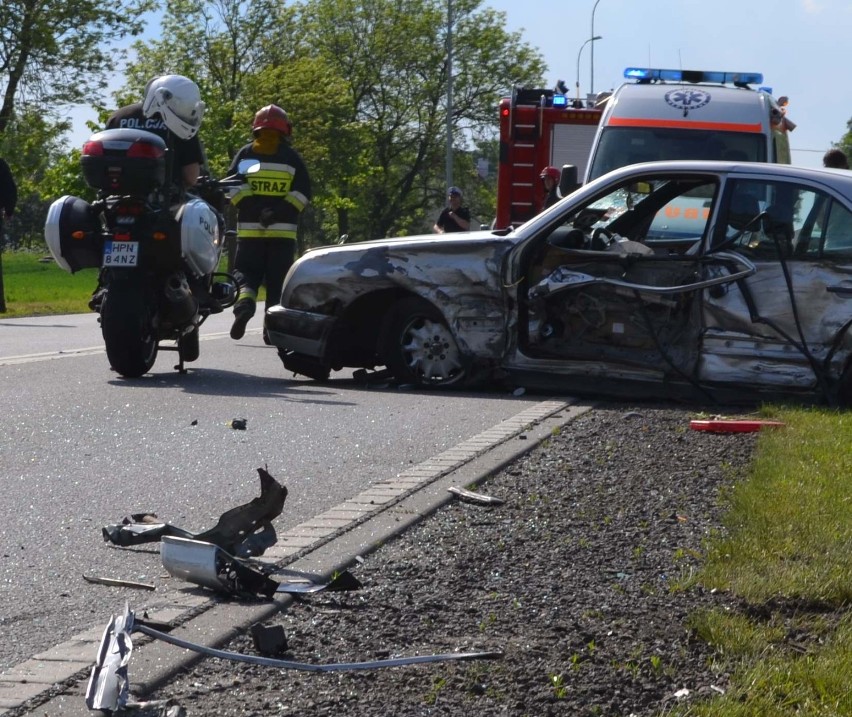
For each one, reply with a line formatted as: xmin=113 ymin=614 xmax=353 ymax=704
xmin=589 ymin=159 xmax=852 ymax=194
xmin=609 ymin=82 xmax=773 ymax=125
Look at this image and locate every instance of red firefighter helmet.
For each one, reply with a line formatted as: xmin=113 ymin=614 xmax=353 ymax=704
xmin=540 ymin=166 xmax=561 ymax=182
xmin=252 ymin=105 xmax=292 ymax=137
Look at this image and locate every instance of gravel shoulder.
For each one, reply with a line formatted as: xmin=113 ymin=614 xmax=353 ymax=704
xmin=123 ymin=402 xmax=757 ymax=716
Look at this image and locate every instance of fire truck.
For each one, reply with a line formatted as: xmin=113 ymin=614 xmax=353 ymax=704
xmin=495 ymin=68 xmax=792 ymax=230
xmin=495 ymin=86 xmax=601 ymax=229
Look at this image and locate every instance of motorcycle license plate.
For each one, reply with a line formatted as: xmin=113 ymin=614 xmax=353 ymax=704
xmin=103 ymin=240 xmax=139 ymax=267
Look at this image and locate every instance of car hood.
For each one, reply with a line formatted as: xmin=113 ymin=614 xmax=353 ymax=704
xmin=302 ymin=229 xmax=508 ymax=258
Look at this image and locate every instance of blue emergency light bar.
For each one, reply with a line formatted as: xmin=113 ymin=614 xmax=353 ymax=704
xmin=552 ymin=94 xmax=568 ymax=107
xmin=624 ymin=68 xmax=763 ymax=86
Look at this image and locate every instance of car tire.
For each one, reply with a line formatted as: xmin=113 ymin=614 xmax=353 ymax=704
xmin=383 ymin=297 xmax=466 ymax=387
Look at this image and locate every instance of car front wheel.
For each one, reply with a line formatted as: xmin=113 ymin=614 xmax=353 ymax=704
xmin=383 ymin=297 xmax=466 ymax=387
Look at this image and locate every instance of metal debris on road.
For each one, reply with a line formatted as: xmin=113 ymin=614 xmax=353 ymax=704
xmin=87 ymin=604 xmax=502 ymax=711
xmin=448 ymin=486 xmax=505 ymax=506
xmin=160 ymin=536 xmax=362 ymax=598
xmin=83 ymin=575 xmax=156 ymax=591
xmin=102 ymin=466 xmax=287 ymax=556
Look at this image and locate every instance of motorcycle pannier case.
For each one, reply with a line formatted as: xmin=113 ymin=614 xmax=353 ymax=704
xmin=44 ymin=195 xmax=103 ymax=273
xmin=81 ymin=128 xmax=167 ymax=196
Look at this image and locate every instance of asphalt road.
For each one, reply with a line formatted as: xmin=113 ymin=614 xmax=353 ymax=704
xmin=0 ymin=310 xmax=548 ymax=673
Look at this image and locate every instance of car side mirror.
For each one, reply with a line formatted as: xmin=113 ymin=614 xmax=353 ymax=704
xmin=559 ymin=165 xmax=580 ymax=197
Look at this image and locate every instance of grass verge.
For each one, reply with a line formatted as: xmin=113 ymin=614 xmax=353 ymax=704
xmin=1 ymin=250 xmax=98 ymax=316
xmin=674 ymin=407 xmax=852 ymax=716
xmin=0 ymin=250 xmax=259 ymax=318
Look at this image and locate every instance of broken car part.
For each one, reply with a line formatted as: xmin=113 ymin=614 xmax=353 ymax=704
xmin=447 ymin=486 xmax=505 ymax=505
xmin=102 ymin=466 xmax=287 ymax=557
xmin=88 ymin=605 xmax=502 ymax=712
xmin=160 ymin=536 xmax=361 ymax=598
xmin=85 ymin=603 xmax=134 ymax=712
xmin=83 ymin=574 xmax=156 ymax=591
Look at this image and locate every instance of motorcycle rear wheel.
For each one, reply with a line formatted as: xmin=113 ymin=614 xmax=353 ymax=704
xmin=101 ymin=285 xmax=158 ymax=378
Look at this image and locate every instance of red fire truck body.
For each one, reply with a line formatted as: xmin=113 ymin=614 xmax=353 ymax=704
xmin=496 ymin=87 xmax=601 ymax=229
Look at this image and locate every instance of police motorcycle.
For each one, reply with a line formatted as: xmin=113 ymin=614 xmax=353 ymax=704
xmin=45 ymin=128 xmax=244 ymax=378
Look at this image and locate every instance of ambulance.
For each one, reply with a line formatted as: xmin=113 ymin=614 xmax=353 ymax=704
xmin=584 ymin=67 xmax=793 ymax=183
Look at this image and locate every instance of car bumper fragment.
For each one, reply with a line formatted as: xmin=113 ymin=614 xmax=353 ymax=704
xmin=265 ymin=305 xmax=335 ymax=356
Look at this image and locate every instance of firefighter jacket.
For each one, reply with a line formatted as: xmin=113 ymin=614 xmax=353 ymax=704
xmin=227 ymin=141 xmax=312 ymax=240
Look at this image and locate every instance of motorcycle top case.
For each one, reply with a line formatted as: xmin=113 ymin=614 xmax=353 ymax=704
xmin=81 ymin=128 xmax=167 ymax=196
xmin=44 ymin=195 xmax=103 ymax=273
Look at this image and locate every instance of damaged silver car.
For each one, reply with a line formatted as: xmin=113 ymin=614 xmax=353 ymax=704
xmin=265 ymin=161 xmax=852 ymax=405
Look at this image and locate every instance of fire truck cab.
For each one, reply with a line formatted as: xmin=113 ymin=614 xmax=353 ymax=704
xmin=585 ymin=67 xmax=792 ymax=182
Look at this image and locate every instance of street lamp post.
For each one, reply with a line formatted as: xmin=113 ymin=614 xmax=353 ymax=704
xmin=576 ymin=35 xmax=602 ymax=104
xmin=591 ymin=0 xmax=602 ymax=94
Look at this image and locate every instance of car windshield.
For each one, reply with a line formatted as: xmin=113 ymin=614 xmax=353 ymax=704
xmin=539 ymin=174 xmax=719 ymax=255
xmin=587 ymin=127 xmax=766 ymax=180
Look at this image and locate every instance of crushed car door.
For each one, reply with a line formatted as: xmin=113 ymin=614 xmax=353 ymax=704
xmin=700 ymin=176 xmax=852 ymax=395
xmin=520 ymin=174 xmax=751 ymax=381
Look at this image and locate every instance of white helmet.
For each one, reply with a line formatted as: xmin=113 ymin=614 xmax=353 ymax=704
xmin=142 ymin=75 xmax=205 ymax=140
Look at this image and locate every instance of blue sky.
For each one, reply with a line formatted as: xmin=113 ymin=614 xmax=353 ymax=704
xmin=64 ymin=0 xmax=850 ymax=169
xmin=489 ymin=0 xmax=851 ymax=168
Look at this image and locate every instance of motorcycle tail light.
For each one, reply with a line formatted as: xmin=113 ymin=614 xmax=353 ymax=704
xmin=128 ymin=141 xmax=165 ymax=160
xmin=82 ymin=140 xmax=104 ymax=156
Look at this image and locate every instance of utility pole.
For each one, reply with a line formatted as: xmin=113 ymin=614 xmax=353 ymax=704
xmin=445 ymin=0 xmax=453 ymax=191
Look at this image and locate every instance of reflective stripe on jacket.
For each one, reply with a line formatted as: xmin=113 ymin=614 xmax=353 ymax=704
xmin=235 ymin=221 xmax=299 ymax=239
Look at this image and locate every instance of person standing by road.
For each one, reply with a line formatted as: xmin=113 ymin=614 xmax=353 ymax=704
xmin=228 ymin=104 xmax=312 ymax=341
xmin=0 ymin=157 xmax=16 ymax=226
xmin=0 ymin=157 xmax=17 ymax=312
xmin=433 ymin=187 xmax=471 ymax=234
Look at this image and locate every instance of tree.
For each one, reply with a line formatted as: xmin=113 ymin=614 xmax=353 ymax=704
xmin=121 ymin=0 xmax=303 ymax=174
xmin=117 ymin=0 xmax=544 ymax=245
xmin=835 ymin=117 xmax=852 ymax=162
xmin=0 ymin=0 xmax=155 ymax=136
xmin=294 ymin=0 xmax=546 ymax=241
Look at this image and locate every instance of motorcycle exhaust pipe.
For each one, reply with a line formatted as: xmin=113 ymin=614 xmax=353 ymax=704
xmin=163 ymin=273 xmax=198 ymax=325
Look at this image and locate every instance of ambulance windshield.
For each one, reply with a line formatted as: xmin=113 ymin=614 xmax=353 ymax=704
xmin=586 ymin=127 xmax=766 ymax=181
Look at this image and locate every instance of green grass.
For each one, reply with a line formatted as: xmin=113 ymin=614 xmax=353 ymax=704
xmin=0 ymin=250 xmax=261 ymax=318
xmin=671 ymin=407 xmax=852 ymax=717
xmin=700 ymin=408 xmax=852 ymax=604
xmin=1 ymin=250 xmax=98 ymax=316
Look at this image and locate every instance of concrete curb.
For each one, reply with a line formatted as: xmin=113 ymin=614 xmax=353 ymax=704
xmin=4 ymin=399 xmax=592 ymax=716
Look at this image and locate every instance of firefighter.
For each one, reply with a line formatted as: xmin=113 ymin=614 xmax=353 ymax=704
xmin=540 ymin=166 xmax=561 ymax=210
xmin=228 ymin=105 xmax=312 ymax=341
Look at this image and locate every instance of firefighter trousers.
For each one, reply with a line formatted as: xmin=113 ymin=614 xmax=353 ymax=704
xmin=232 ymin=237 xmax=296 ymax=312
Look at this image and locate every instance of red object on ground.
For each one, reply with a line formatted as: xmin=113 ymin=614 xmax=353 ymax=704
xmin=689 ymin=419 xmax=785 ymax=433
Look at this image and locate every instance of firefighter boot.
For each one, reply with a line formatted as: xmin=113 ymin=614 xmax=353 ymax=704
xmin=230 ymin=298 xmax=257 ymax=340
